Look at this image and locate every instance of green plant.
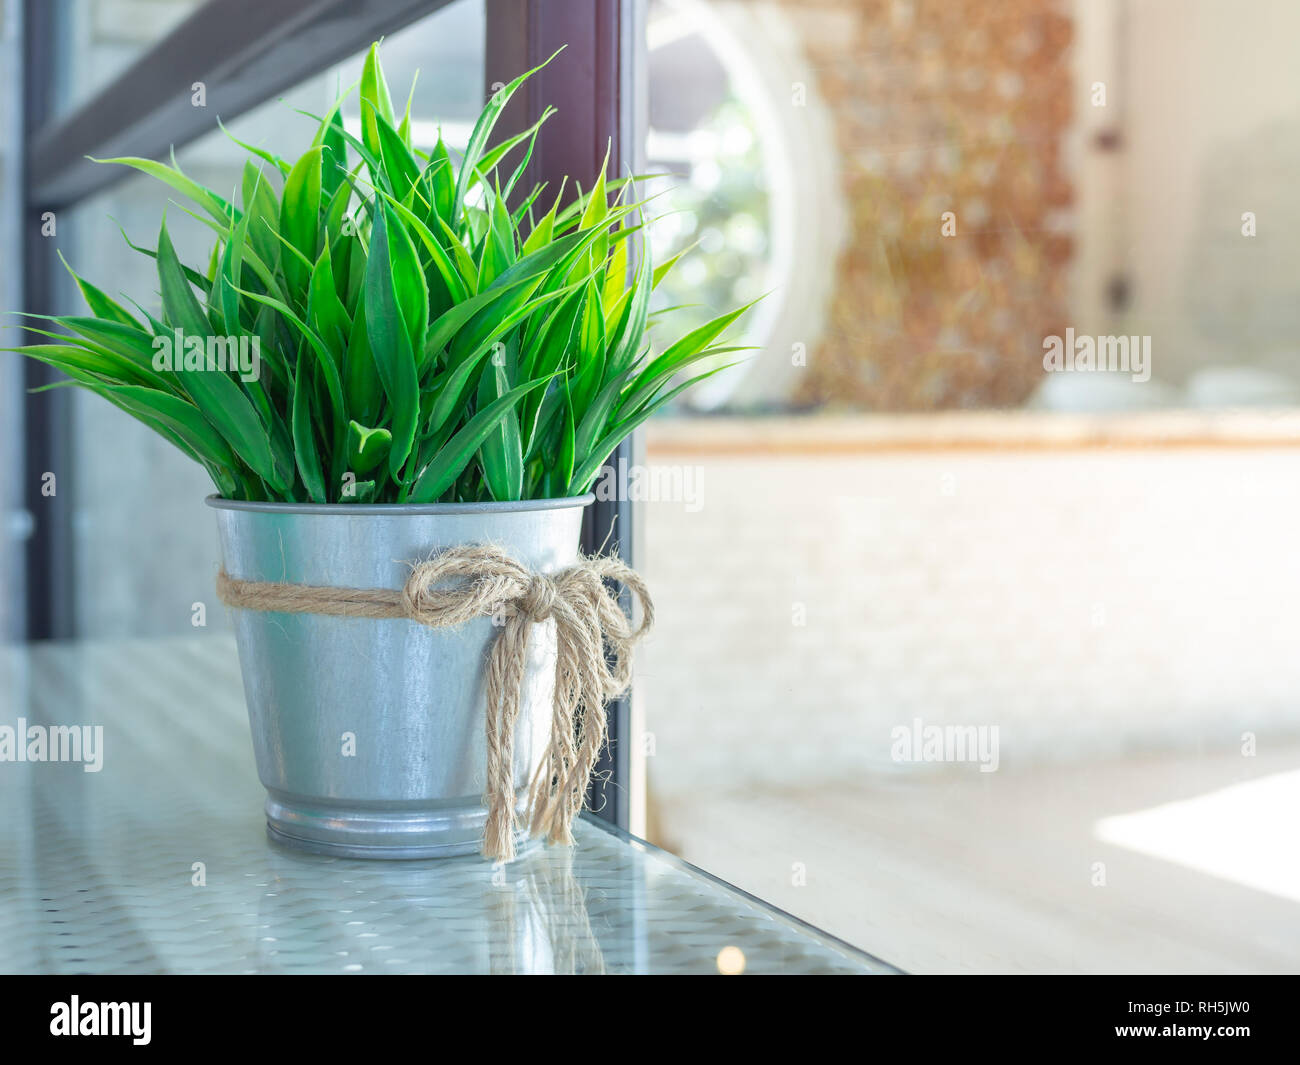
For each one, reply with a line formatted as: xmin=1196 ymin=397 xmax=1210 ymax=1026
xmin=8 ymin=42 xmax=752 ymax=503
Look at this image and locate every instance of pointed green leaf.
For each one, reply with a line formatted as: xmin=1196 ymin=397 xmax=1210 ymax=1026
xmin=280 ymin=146 xmax=323 ymax=300
xmin=360 ymin=43 xmax=396 ymax=162
xmin=407 ymin=375 xmax=550 ymax=503
xmin=364 ymin=203 xmax=420 ymax=476
xmin=476 ymin=352 xmax=524 ymax=501
xmin=91 ymin=155 xmax=234 ymax=227
xmin=291 ymin=365 xmax=327 ymax=502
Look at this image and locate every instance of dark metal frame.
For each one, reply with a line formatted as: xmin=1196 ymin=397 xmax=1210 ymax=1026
xmin=21 ymin=1 xmax=74 ymax=641
xmin=19 ymin=0 xmax=642 ymax=828
xmin=486 ymin=0 xmax=642 ymax=828
xmin=29 ymin=0 xmax=463 ymax=209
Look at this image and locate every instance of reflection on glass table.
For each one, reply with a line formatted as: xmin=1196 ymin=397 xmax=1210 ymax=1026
xmin=0 ymin=638 xmax=896 ymax=975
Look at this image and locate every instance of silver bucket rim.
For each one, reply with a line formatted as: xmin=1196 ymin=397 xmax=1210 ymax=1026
xmin=205 ymin=492 xmax=594 ymax=517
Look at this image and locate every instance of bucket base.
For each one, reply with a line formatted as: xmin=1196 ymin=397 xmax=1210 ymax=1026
xmin=263 ymin=793 xmax=536 ymax=861
xmin=266 ymin=822 xmax=541 ymax=860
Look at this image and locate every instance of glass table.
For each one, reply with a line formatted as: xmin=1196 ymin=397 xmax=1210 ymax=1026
xmin=0 ymin=638 xmax=896 ymax=975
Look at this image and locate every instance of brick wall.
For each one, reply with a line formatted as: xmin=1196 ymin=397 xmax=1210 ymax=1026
xmin=770 ymin=0 xmax=1074 ymax=409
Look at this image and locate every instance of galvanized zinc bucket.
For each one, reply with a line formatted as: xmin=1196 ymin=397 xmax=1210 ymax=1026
xmin=208 ymin=495 xmax=591 ymax=859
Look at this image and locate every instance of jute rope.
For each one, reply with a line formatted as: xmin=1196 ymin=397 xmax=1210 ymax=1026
xmin=215 ymin=545 xmax=652 ymax=862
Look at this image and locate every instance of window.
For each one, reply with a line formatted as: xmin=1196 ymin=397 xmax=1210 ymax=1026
xmin=638 ymin=0 xmax=1300 ymax=974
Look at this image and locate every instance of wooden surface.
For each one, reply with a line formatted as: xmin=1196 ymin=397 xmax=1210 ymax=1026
xmin=645 ymin=410 xmax=1300 ymax=454
xmin=653 ymin=746 xmax=1300 ymax=974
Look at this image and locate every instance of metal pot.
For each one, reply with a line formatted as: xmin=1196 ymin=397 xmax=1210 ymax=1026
xmin=208 ymin=495 xmax=591 ymax=859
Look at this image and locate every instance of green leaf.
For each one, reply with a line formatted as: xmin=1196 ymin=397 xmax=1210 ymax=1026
xmin=407 ymin=374 xmax=550 ymax=503
xmin=521 ymin=282 xmax=583 ymax=381
xmin=375 ymin=189 xmax=467 ymax=305
xmin=344 ymin=298 xmax=382 ymax=424
xmin=109 ymin=220 xmax=215 ymax=296
xmin=373 ymin=109 xmax=421 ymax=204
xmin=570 ymin=278 xmax=606 ymax=414
xmin=433 ymin=214 xmax=480 ymax=294
xmin=59 ymin=252 xmax=143 ymax=329
xmin=360 ymin=42 xmax=396 ymax=163
xmin=241 ymin=162 xmax=283 ymax=277
xmin=364 ymin=202 xmax=420 ymax=476
xmin=155 ymin=219 xmax=286 ymax=489
xmin=451 ymin=48 xmax=562 ymax=226
xmin=573 ymin=371 xmax=623 ymax=463
xmin=307 ymin=244 xmax=351 ymax=366
xmin=338 ymin=478 xmax=377 ymax=504
xmin=279 ymin=146 xmax=323 ymax=300
xmin=233 ymin=286 xmax=346 ymax=439
xmin=38 ymin=317 xmax=172 ymax=384
xmin=218 ymin=118 xmax=292 ymax=177
xmin=568 ymin=362 xmax=738 ymax=494
xmin=653 ymin=241 xmax=696 ymax=289
xmin=623 ymin=299 xmax=759 ymax=412
xmin=474 ymin=108 xmax=554 ymax=195
xmin=604 ymin=230 xmax=652 ymax=380
xmin=319 ymin=108 xmax=349 ymax=204
xmin=91 ymin=155 xmax=234 ymax=228
xmin=5 ymin=338 xmax=165 ymax=393
xmin=347 ymin=421 xmax=392 ymax=475
xmin=521 ymin=190 xmax=558 ymax=257
xmin=398 ymin=72 xmax=418 ymax=148
xmin=553 ymin=174 xmax=655 ymax=229
xmin=383 ymin=200 xmax=429 ymax=359
xmin=292 ymin=365 xmax=328 ymax=502
xmin=477 ymin=185 xmax=515 ymax=290
xmin=476 ymin=352 xmax=524 ymax=501
xmin=310 ymin=116 xmax=392 ymax=197
xmin=578 ymin=145 xmax=611 ymax=271
xmin=500 ymin=111 xmax=551 ymax=202
xmin=550 ymin=382 xmax=576 ymax=498
xmin=424 ymin=272 xmax=537 ymax=362
xmin=602 ymin=219 xmax=630 ymax=313
xmin=39 ymin=368 xmax=242 ymax=497
xmin=425 ymin=136 xmax=455 ymax=222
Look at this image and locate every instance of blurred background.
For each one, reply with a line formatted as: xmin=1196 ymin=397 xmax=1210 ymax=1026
xmin=3 ymin=0 xmax=1300 ymax=972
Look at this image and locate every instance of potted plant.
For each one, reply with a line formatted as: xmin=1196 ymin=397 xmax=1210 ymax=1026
xmin=8 ymin=42 xmax=750 ymax=861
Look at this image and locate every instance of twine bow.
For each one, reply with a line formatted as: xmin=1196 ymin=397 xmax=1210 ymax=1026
xmin=216 ymin=546 xmax=652 ymax=861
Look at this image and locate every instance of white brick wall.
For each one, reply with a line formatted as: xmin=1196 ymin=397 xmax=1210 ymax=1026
xmin=641 ymin=434 xmax=1300 ymax=799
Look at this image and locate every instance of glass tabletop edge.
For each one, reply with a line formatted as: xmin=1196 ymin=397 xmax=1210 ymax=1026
xmin=577 ymin=813 xmax=903 ymax=974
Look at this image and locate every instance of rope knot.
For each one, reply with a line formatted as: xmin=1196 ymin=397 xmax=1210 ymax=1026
xmin=401 ymin=553 xmax=526 ymax=628
xmin=519 ymin=574 xmax=559 ymax=623
xmin=399 ymin=562 xmax=448 ymax=624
